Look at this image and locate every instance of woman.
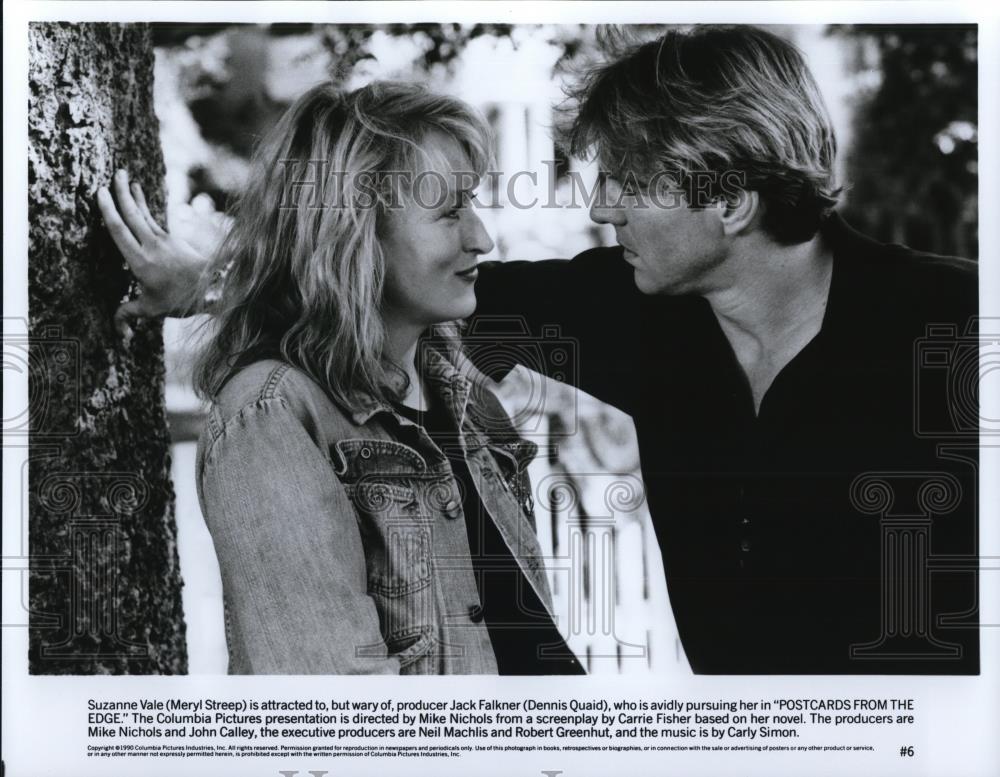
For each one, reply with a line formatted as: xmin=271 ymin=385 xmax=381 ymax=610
xmin=99 ymin=81 xmax=583 ymax=675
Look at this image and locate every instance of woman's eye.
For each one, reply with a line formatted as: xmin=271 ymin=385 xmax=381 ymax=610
xmin=442 ymin=190 xmax=476 ymax=220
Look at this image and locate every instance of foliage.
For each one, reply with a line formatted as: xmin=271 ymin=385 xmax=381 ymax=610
xmin=157 ymin=23 xmax=979 ymax=260
xmin=829 ymin=25 xmax=978 ymax=258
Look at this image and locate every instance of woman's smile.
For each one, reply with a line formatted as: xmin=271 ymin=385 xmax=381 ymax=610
xmin=455 ymin=264 xmax=479 ymax=282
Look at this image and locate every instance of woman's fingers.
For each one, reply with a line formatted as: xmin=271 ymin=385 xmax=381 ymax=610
xmin=97 ymin=169 xmax=215 ymax=324
xmin=131 ymin=180 xmax=167 ymax=237
xmin=97 ymin=185 xmax=145 ymax=266
xmin=114 ymin=296 xmax=149 ymax=339
xmin=111 ymin=169 xmax=158 ymax=245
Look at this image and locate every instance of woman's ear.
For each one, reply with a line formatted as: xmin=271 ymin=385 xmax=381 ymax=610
xmin=717 ymin=189 xmax=760 ymax=236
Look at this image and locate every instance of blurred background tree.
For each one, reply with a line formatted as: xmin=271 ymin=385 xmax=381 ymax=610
xmin=830 ymin=24 xmax=978 ymax=258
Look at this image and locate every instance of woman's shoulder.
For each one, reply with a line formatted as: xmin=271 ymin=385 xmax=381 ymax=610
xmin=196 ymin=359 xmax=366 ymax=486
xmin=208 ymin=359 xmax=347 ymax=432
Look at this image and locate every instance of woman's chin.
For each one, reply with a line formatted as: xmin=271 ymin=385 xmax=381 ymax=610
xmin=421 ymin=302 xmax=477 ymax=327
xmin=452 ymin=291 xmax=477 ymax=320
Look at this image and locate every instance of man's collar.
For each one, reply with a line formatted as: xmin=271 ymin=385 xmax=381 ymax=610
xmin=815 ymin=211 xmax=887 ymax=342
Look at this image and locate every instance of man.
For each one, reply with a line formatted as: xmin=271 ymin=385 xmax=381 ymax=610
xmin=101 ymin=25 xmax=979 ymax=674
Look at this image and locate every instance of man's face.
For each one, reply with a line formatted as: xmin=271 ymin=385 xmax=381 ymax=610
xmin=589 ymin=173 xmax=729 ymax=296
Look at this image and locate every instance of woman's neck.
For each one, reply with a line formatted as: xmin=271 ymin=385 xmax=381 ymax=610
xmin=383 ymin=320 xmax=429 ymax=410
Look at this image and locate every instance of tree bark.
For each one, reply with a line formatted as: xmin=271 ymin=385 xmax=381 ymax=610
xmin=28 ymin=22 xmax=187 ymax=674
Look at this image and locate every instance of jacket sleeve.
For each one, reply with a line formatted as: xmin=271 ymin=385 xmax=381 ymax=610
xmin=197 ymin=397 xmax=399 ymax=675
xmin=470 ymin=248 xmax=643 ymax=414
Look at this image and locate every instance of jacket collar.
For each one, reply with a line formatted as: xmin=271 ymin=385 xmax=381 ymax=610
xmin=346 ymin=337 xmax=473 ymax=427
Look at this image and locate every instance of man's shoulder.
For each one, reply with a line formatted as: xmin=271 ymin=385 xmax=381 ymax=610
xmin=567 ymin=244 xmax=628 ymax=262
xmin=829 ymin=215 xmax=977 ymax=317
xmin=876 ymin=240 xmax=976 ymax=282
xmin=473 ymin=245 xmax=648 ymax=328
xmin=878 ymin=246 xmax=976 ymax=317
xmin=479 ymin=245 xmax=634 ymax=285
xmin=480 ymin=244 xmax=625 ymax=266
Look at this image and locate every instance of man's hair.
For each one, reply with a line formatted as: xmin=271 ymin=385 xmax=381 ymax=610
xmin=192 ymin=80 xmax=492 ymax=409
xmin=563 ymin=25 xmax=841 ymax=244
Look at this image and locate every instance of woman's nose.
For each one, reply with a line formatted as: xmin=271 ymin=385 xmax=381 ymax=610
xmin=463 ymin=210 xmax=495 ymax=256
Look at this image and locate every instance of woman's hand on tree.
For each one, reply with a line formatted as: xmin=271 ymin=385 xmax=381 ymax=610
xmin=97 ymin=169 xmax=214 ymax=334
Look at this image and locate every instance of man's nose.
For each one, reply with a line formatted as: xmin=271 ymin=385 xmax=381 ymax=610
xmin=589 ymin=179 xmax=626 ymax=226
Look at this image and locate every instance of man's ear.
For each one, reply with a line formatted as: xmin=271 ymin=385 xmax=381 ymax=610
xmin=717 ymin=189 xmax=760 ymax=236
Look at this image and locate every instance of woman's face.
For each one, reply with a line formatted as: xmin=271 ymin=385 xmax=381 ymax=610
xmin=379 ymin=132 xmax=495 ymax=332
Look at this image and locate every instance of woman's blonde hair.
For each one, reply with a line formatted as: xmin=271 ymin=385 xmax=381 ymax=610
xmin=192 ymin=80 xmax=492 ymax=409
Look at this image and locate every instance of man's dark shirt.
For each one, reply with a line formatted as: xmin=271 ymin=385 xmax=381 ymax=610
xmin=472 ymin=214 xmax=979 ymax=674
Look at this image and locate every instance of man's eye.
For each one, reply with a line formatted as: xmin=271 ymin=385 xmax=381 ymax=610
xmin=444 ymin=207 xmax=462 ymax=220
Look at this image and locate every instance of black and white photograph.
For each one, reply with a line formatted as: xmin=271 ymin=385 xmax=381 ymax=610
xmin=3 ymin=2 xmax=998 ymax=776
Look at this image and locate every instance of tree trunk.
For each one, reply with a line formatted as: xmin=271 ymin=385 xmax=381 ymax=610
xmin=28 ymin=22 xmax=187 ymax=674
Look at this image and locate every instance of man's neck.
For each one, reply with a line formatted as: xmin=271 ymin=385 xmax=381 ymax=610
xmin=704 ymin=233 xmax=834 ymax=412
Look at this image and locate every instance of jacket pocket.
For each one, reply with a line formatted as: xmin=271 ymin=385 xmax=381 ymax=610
xmin=387 ymin=624 xmax=436 ymax=672
xmin=333 ymin=438 xmax=438 ymax=645
xmin=333 ymin=438 xmax=430 ymax=581
xmin=366 ymin=531 xmax=436 ymax=653
xmin=364 ymin=522 xmax=433 ymax=596
xmin=345 ymin=479 xmax=419 ymax=515
xmin=332 ymin=438 xmax=427 ymax=479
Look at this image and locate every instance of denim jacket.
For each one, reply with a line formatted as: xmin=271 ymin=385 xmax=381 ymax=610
xmin=195 ymin=343 xmax=551 ymax=674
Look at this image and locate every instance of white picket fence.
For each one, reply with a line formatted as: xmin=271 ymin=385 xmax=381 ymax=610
xmin=495 ymin=368 xmax=688 ymax=675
